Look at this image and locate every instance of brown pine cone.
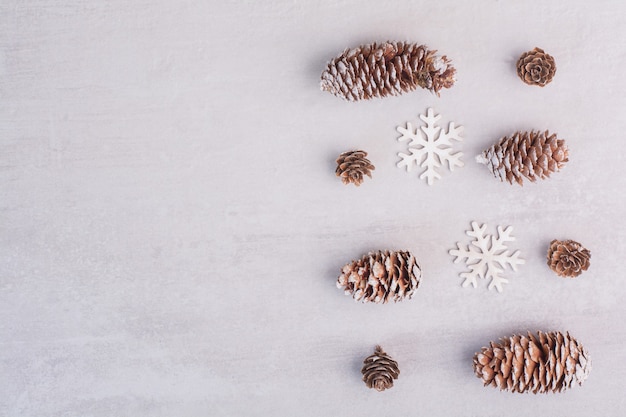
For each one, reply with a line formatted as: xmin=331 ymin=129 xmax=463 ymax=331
xmin=517 ymin=47 xmax=556 ymax=87
xmin=335 ymin=150 xmax=375 ymax=186
xmin=337 ymin=250 xmax=421 ymax=303
xmin=320 ymin=41 xmax=456 ymax=101
xmin=476 ymin=130 xmax=568 ymax=185
xmin=473 ymin=331 xmax=591 ymax=394
xmin=547 ymin=239 xmax=591 ymax=278
xmin=362 ymin=345 xmax=399 ymax=392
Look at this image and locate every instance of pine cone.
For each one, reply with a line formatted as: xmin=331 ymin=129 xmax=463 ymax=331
xmin=335 ymin=150 xmax=375 ymax=186
xmin=473 ymin=331 xmax=591 ymax=394
xmin=362 ymin=345 xmax=399 ymax=392
xmin=337 ymin=250 xmax=421 ymax=303
xmin=547 ymin=239 xmax=591 ymax=278
xmin=320 ymin=41 xmax=456 ymax=101
xmin=517 ymin=47 xmax=556 ymax=87
xmin=476 ymin=130 xmax=568 ymax=185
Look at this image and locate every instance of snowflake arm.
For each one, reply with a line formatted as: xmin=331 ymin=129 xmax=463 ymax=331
xmin=438 ymin=122 xmax=464 ymax=171
xmin=397 ymin=123 xmax=421 ymax=173
xmin=450 ymin=241 xmax=490 ymax=288
xmin=397 ymin=123 xmax=416 ymax=144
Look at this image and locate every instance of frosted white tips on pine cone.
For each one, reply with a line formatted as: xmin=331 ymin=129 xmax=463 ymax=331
xmin=547 ymin=239 xmax=591 ymax=278
xmin=476 ymin=130 xmax=568 ymax=185
xmin=362 ymin=345 xmax=399 ymax=392
xmin=335 ymin=150 xmax=375 ymax=186
xmin=473 ymin=331 xmax=591 ymax=394
xmin=337 ymin=250 xmax=421 ymax=303
xmin=320 ymin=41 xmax=456 ymax=101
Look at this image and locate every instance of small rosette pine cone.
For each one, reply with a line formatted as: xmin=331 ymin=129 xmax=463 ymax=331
xmin=320 ymin=41 xmax=456 ymax=101
xmin=362 ymin=345 xmax=399 ymax=392
xmin=476 ymin=130 xmax=568 ymax=185
xmin=473 ymin=331 xmax=591 ymax=394
xmin=337 ymin=250 xmax=421 ymax=303
xmin=335 ymin=150 xmax=375 ymax=186
xmin=517 ymin=47 xmax=556 ymax=87
xmin=547 ymin=239 xmax=591 ymax=278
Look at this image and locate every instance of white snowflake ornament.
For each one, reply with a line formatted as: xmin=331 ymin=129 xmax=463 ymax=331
xmin=449 ymin=222 xmax=525 ymax=293
xmin=396 ymin=108 xmax=463 ymax=185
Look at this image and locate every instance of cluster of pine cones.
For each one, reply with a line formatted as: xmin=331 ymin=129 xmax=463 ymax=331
xmin=361 ymin=330 xmax=591 ymax=394
xmin=320 ymin=42 xmax=556 ymax=102
xmin=322 ymin=42 xmax=592 ymax=396
xmin=325 ymin=43 xmax=567 ymax=186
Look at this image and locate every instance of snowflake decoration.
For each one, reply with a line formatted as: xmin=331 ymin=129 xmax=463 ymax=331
xmin=449 ymin=221 xmax=525 ymax=293
xmin=396 ymin=108 xmax=463 ymax=185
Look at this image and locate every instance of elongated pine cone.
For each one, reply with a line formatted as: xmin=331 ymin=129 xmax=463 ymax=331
xmin=320 ymin=41 xmax=456 ymax=101
xmin=362 ymin=345 xmax=399 ymax=392
xmin=474 ymin=331 xmax=591 ymax=394
xmin=476 ymin=130 xmax=568 ymax=185
xmin=517 ymin=47 xmax=556 ymax=86
xmin=547 ymin=239 xmax=591 ymax=278
xmin=337 ymin=250 xmax=421 ymax=303
xmin=336 ymin=150 xmax=375 ymax=186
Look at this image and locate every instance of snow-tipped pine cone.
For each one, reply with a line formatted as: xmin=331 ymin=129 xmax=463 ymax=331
xmin=335 ymin=150 xmax=375 ymax=186
xmin=474 ymin=331 xmax=591 ymax=394
xmin=476 ymin=130 xmax=568 ymax=185
xmin=517 ymin=47 xmax=556 ymax=87
xmin=362 ymin=345 xmax=399 ymax=392
xmin=337 ymin=250 xmax=421 ymax=303
xmin=547 ymin=239 xmax=591 ymax=278
xmin=320 ymin=41 xmax=456 ymax=101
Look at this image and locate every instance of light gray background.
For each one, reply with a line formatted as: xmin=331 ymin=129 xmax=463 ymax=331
xmin=1 ymin=1 xmax=625 ymax=416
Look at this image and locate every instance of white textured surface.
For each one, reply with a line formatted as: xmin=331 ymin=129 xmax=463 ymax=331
xmin=1 ymin=1 xmax=626 ymax=416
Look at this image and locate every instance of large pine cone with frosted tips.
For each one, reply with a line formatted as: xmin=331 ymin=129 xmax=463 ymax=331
xmin=337 ymin=250 xmax=421 ymax=303
xmin=474 ymin=331 xmax=591 ymax=394
xmin=335 ymin=150 xmax=375 ymax=186
xmin=362 ymin=345 xmax=399 ymax=392
xmin=476 ymin=130 xmax=568 ymax=185
xmin=517 ymin=47 xmax=556 ymax=87
xmin=547 ymin=239 xmax=591 ymax=278
xmin=320 ymin=41 xmax=456 ymax=101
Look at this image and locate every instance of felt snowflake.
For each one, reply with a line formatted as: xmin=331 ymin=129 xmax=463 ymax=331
xmin=396 ymin=108 xmax=463 ymax=185
xmin=449 ymin=221 xmax=525 ymax=293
